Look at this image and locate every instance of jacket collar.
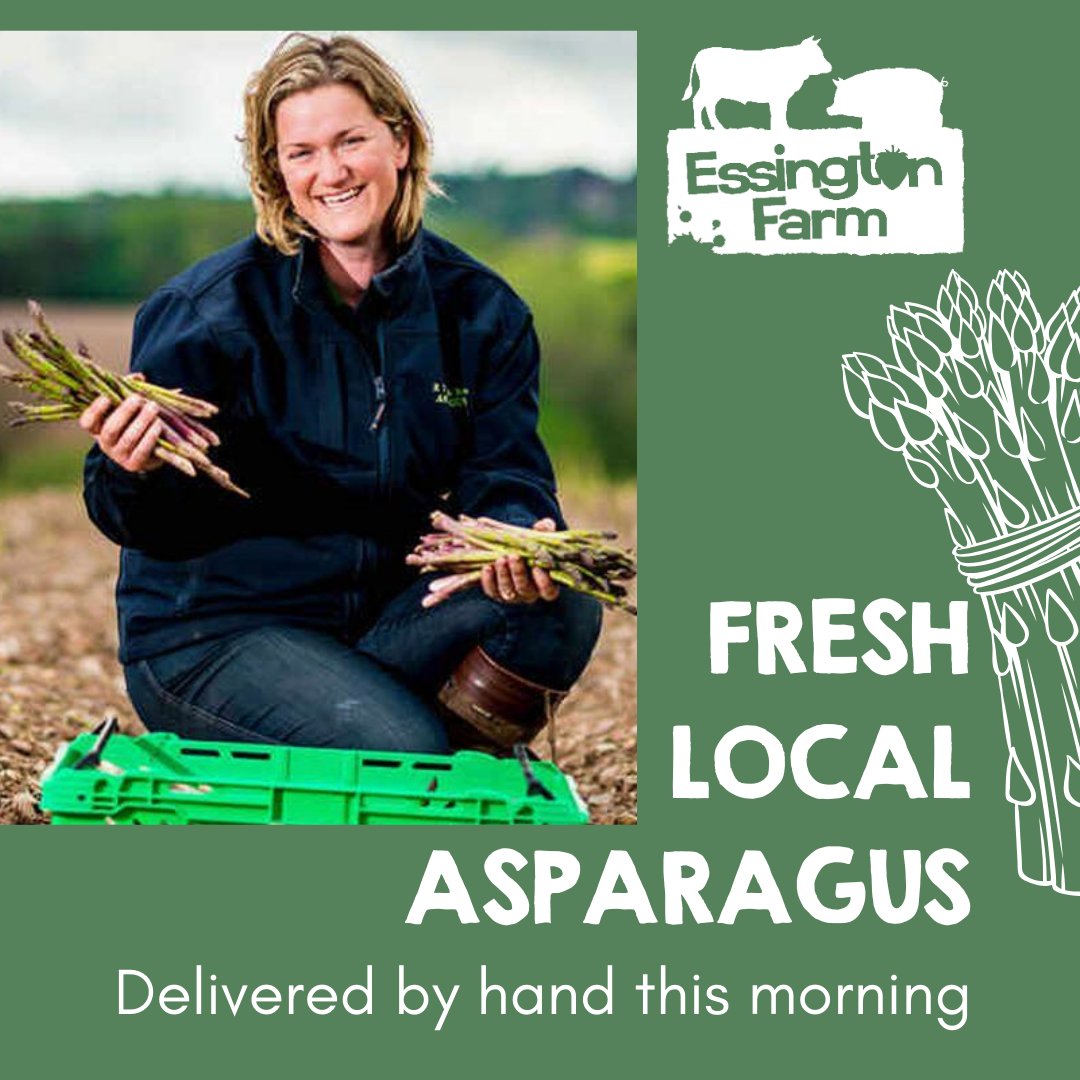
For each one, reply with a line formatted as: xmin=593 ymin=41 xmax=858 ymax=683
xmin=291 ymin=228 xmax=425 ymax=317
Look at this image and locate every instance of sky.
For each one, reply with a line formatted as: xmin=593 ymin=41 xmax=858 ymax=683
xmin=0 ymin=31 xmax=637 ymax=198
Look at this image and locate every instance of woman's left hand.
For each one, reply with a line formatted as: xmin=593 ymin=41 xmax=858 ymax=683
xmin=480 ymin=518 xmax=561 ymax=605
xmin=422 ymin=518 xmax=561 ymax=608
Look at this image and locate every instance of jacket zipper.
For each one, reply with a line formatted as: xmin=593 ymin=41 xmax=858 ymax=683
xmin=371 ymin=323 xmax=390 ymax=498
xmin=370 ymin=375 xmax=387 ymax=431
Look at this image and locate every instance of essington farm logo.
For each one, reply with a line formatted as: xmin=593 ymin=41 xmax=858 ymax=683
xmin=667 ymin=36 xmax=964 ymax=255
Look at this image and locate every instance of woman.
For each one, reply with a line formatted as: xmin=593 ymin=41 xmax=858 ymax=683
xmin=80 ymin=33 xmax=601 ymax=754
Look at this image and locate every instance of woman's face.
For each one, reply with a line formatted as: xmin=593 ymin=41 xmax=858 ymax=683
xmin=275 ymin=82 xmax=409 ymax=250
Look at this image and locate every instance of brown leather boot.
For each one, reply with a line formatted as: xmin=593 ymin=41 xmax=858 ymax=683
xmin=438 ymin=647 xmax=566 ymax=753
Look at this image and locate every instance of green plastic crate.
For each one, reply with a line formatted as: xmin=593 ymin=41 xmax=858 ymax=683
xmin=41 ymin=730 xmax=589 ymax=825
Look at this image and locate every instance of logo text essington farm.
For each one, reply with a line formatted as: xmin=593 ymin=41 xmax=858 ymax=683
xmin=685 ymin=141 xmax=943 ymax=241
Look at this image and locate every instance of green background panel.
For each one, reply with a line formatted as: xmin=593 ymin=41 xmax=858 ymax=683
xmin=2 ymin=4 xmax=1077 ymax=1075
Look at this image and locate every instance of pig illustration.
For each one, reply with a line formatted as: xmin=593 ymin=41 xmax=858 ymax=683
xmin=682 ymin=36 xmax=832 ymax=130
xmin=827 ymin=68 xmax=948 ymax=135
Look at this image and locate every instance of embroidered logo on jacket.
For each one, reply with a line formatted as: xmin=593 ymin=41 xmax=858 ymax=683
xmin=433 ymin=382 xmax=470 ymax=408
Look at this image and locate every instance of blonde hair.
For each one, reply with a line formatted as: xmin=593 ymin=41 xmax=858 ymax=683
xmin=242 ymin=32 xmax=439 ymax=255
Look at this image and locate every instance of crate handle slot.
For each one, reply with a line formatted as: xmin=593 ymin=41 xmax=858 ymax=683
xmin=361 ymin=758 xmax=403 ymax=769
xmin=231 ymin=750 xmax=271 ymax=761
xmin=420 ymin=776 xmax=439 ymax=807
xmin=413 ymin=761 xmax=452 ymax=772
xmin=181 ymin=747 xmax=221 ymax=758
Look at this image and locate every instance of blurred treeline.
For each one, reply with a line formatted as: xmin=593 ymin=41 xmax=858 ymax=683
xmin=0 ymin=168 xmax=636 ymax=480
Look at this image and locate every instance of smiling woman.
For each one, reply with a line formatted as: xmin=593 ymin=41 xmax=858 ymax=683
xmin=78 ymin=32 xmax=603 ymax=761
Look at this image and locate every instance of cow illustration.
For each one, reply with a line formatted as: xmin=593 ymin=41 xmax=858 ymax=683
xmin=682 ymin=36 xmax=832 ymax=130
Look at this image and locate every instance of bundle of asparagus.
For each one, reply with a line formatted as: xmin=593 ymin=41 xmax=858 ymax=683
xmin=408 ymin=511 xmax=637 ymax=614
xmin=843 ymin=269 xmax=1080 ymax=895
xmin=1 ymin=300 xmax=247 ymax=497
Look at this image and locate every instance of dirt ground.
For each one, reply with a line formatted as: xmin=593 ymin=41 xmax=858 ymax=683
xmin=0 ymin=484 xmax=637 ymax=825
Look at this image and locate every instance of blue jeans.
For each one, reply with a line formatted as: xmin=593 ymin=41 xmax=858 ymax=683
xmin=124 ymin=577 xmax=602 ymax=753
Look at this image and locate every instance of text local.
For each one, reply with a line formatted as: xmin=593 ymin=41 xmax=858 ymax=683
xmin=673 ymin=724 xmax=969 ymax=800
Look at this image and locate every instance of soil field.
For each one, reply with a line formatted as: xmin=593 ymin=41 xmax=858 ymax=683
xmin=0 ymin=303 xmax=637 ymax=825
xmin=0 ymin=302 xmax=136 ymax=463
xmin=0 ymin=301 xmax=137 ymax=364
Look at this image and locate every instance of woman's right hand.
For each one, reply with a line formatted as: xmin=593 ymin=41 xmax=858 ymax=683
xmin=79 ymin=393 xmax=165 ymax=473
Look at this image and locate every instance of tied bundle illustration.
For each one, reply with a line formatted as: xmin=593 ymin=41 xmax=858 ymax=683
xmin=843 ymin=270 xmax=1080 ymax=895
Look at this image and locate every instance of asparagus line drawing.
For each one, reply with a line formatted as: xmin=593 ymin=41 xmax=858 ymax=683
xmin=843 ymin=269 xmax=1080 ymax=894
